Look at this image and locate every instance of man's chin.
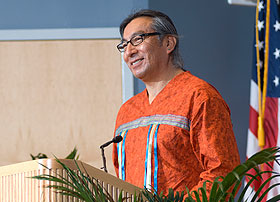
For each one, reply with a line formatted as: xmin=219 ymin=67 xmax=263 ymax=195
xmin=131 ymin=71 xmax=145 ymax=80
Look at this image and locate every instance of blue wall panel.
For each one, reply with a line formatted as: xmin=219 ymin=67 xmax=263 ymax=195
xmin=0 ymin=0 xmax=148 ymax=29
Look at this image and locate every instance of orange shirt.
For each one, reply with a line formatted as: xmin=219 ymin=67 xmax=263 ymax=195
xmin=112 ymin=71 xmax=240 ymax=196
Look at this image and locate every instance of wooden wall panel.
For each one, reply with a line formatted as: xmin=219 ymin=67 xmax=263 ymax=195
xmin=0 ymin=39 xmax=122 ymax=175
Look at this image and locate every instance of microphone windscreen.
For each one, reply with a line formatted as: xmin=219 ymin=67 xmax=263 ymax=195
xmin=112 ymin=135 xmax=123 ymax=143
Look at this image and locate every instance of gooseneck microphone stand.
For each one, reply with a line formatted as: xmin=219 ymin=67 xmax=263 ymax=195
xmin=99 ymin=136 xmax=123 ymax=173
xmin=100 ymin=146 xmax=108 ymax=173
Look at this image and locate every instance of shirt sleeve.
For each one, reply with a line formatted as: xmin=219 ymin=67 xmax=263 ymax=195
xmin=189 ymin=96 xmax=240 ymax=196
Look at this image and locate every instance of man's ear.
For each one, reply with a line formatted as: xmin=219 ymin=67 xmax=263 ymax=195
xmin=166 ymin=35 xmax=177 ymax=54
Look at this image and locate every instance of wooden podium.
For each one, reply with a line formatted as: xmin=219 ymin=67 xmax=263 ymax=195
xmin=0 ymin=159 xmax=141 ymax=202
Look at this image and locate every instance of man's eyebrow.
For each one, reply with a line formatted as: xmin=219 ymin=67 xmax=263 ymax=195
xmin=122 ymin=31 xmax=145 ymax=42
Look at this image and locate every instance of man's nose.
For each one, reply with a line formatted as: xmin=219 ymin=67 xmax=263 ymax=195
xmin=124 ymin=42 xmax=137 ymax=57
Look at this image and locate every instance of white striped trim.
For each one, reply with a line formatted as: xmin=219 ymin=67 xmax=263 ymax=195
xmin=118 ymin=142 xmax=123 ymax=180
xmin=118 ymin=130 xmax=127 ymax=180
xmin=145 ymin=124 xmax=157 ymax=190
xmin=115 ymin=114 xmax=190 ymax=136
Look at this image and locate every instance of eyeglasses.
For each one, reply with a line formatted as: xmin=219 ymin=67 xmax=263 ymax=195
xmin=117 ymin=32 xmax=161 ymax=53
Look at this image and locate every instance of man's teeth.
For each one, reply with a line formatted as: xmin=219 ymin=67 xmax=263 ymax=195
xmin=132 ymin=59 xmax=143 ymax=65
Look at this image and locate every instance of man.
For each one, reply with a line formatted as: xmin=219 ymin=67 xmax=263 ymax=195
xmin=112 ymin=9 xmax=240 ymax=196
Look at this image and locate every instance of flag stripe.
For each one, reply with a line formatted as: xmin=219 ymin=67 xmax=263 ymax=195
xmin=267 ymin=100 xmax=280 ymax=199
xmin=264 ymin=97 xmax=278 ymax=148
xmin=250 ymin=79 xmax=260 ymax=112
xmin=244 ymin=181 xmax=257 ymax=201
xmin=247 ymin=129 xmax=261 ymax=158
xmin=249 ymin=105 xmax=259 ymax=138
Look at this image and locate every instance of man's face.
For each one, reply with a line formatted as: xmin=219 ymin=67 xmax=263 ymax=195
xmin=122 ymin=17 xmax=169 ymax=82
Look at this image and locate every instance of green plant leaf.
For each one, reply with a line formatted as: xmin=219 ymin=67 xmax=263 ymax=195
xmin=215 ymin=147 xmax=280 ymax=201
xmin=266 ymin=195 xmax=280 ymax=202
xmin=250 ymin=174 xmax=279 ymax=201
xmin=65 ymin=147 xmax=79 ymax=160
xmin=257 ymin=182 xmax=280 ymax=202
xmin=197 ymin=187 xmax=208 ymax=202
xmin=30 ymin=153 xmax=48 ymax=160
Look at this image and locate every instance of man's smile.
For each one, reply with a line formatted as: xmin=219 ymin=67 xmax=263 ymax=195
xmin=131 ymin=58 xmax=144 ymax=66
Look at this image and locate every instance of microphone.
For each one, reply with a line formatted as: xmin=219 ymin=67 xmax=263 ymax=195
xmin=100 ymin=136 xmax=123 ymax=149
xmin=100 ymin=136 xmax=123 ymax=173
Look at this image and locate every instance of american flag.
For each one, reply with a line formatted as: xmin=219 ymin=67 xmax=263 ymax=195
xmin=246 ymin=0 xmax=280 ymax=201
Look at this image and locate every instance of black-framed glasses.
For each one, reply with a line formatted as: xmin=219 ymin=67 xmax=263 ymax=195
xmin=117 ymin=32 xmax=161 ymax=53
